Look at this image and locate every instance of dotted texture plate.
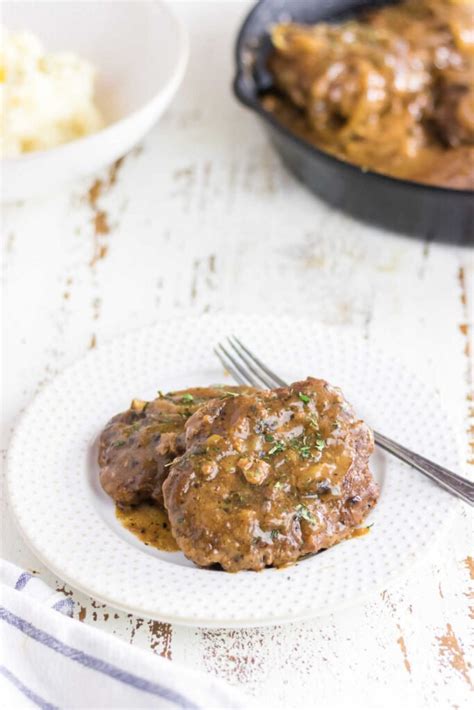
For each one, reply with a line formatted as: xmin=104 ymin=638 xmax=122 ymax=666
xmin=7 ymin=314 xmax=460 ymax=627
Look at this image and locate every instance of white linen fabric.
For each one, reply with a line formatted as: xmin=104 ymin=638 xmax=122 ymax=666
xmin=0 ymin=561 xmax=248 ymax=709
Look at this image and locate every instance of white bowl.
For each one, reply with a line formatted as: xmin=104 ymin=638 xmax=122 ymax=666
xmin=2 ymin=1 xmax=188 ymax=202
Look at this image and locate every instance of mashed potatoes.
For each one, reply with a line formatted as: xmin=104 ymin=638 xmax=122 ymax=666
xmin=0 ymin=26 xmax=104 ymax=157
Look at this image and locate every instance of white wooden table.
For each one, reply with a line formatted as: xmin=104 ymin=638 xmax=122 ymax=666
xmin=2 ymin=2 xmax=473 ymax=708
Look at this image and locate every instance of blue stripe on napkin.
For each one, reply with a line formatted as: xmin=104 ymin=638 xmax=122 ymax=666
xmin=0 ymin=607 xmax=199 ymax=709
xmin=14 ymin=572 xmax=33 ymax=590
xmin=0 ymin=665 xmax=58 ymax=710
xmin=51 ymin=597 xmax=75 ymax=617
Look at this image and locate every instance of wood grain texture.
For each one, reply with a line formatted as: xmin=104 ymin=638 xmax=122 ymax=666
xmin=1 ymin=3 xmax=472 ymax=708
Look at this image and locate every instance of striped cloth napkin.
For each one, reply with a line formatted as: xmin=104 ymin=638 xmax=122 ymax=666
xmin=0 ymin=560 xmax=248 ymax=709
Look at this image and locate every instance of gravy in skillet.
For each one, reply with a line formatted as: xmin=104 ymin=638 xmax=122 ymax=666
xmin=265 ymin=0 xmax=474 ymax=189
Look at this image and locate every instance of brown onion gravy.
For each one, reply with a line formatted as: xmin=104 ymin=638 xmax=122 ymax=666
xmin=116 ymin=503 xmax=179 ymax=552
xmin=265 ymin=0 xmax=474 ymax=190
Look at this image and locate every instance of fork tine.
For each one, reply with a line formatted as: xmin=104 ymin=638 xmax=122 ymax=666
xmin=229 ymin=336 xmax=287 ymax=387
xmin=227 ymin=336 xmax=277 ymax=389
xmin=214 ymin=343 xmax=261 ymax=387
xmin=214 ymin=347 xmax=247 ymax=385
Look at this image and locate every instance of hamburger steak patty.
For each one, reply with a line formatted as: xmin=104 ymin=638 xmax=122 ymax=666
xmin=163 ymin=378 xmax=378 ymax=572
xmin=99 ymin=386 xmax=254 ymax=506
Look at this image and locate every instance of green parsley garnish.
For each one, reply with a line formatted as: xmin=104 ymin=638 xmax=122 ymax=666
xmin=113 ymin=440 xmax=126 ymax=448
xmin=181 ymin=393 xmax=194 ymax=403
xmin=264 ymin=433 xmax=275 ymax=443
xmin=295 ymin=504 xmax=317 ymax=525
xmin=315 ymin=436 xmax=325 ymax=451
xmin=298 ymin=392 xmax=310 ymax=404
xmin=128 ymin=422 xmax=142 ymax=433
xmin=289 ymin=435 xmax=314 ymax=458
xmin=270 ymin=529 xmax=279 ymax=541
xmin=268 ymin=440 xmax=286 ymax=455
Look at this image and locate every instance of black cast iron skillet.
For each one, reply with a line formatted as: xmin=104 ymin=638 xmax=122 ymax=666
xmin=233 ymin=0 xmax=473 ymax=244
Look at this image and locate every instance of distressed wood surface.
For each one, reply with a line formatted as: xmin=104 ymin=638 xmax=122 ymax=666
xmin=1 ymin=2 xmax=473 ymax=708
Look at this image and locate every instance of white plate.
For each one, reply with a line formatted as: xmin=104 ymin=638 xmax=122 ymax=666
xmin=7 ymin=314 xmax=459 ymax=627
xmin=2 ymin=1 xmax=188 ymax=201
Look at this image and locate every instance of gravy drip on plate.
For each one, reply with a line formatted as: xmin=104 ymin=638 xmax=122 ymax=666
xmin=116 ymin=502 xmax=179 ymax=552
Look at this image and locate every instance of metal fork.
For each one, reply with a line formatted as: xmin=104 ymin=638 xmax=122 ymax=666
xmin=214 ymin=336 xmax=474 ymax=506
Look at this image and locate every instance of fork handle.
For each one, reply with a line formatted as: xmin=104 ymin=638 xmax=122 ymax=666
xmin=374 ymin=431 xmax=474 ymax=506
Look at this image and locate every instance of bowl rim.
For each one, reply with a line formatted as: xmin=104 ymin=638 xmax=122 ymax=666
xmin=233 ymin=0 xmax=473 ymax=199
xmin=1 ymin=0 xmax=189 ymax=165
